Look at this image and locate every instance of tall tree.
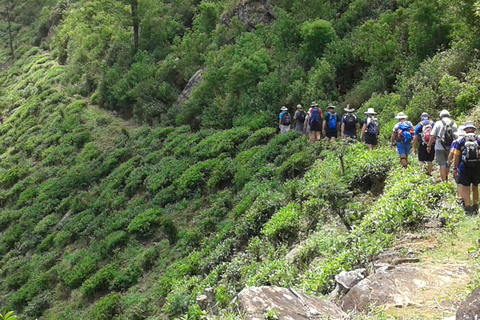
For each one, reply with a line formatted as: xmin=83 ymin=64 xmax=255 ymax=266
xmin=0 ymin=0 xmax=18 ymax=58
xmin=123 ymin=0 xmax=139 ymax=53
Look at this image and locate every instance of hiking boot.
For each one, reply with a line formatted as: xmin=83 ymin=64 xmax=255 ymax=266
xmin=464 ymin=205 xmax=473 ymax=214
xmin=456 ymin=198 xmax=464 ymax=207
xmin=472 ymin=204 xmax=479 ymax=214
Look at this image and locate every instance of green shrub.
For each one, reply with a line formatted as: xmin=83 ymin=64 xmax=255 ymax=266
xmin=90 ymin=293 xmax=123 ymax=320
xmin=127 ymin=208 xmax=164 ymax=236
xmin=262 ymin=203 xmax=303 ymax=245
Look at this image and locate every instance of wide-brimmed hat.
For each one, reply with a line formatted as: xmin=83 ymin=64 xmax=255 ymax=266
xmin=280 ymin=106 xmax=288 ymax=111
xmin=296 ymin=104 xmax=302 ymax=109
xmin=455 ymin=125 xmax=466 ymax=138
xmin=364 ymin=108 xmax=377 ymax=115
xmin=344 ymin=105 xmax=355 ymax=112
xmin=395 ymin=112 xmax=408 ymax=120
xmin=311 ymin=101 xmax=318 ymax=107
xmin=464 ymin=121 xmax=476 ymax=131
xmin=439 ymin=109 xmax=450 ymax=118
xmin=420 ymin=112 xmax=429 ymax=119
xmin=327 ymin=104 xmax=335 ymax=110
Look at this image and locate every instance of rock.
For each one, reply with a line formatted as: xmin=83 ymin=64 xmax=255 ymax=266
xmin=176 ymin=69 xmax=204 ymax=105
xmin=341 ymin=264 xmax=470 ymax=312
xmin=423 ymin=216 xmax=445 ymax=228
xmin=196 ymin=287 xmax=219 ymax=316
xmin=237 ymin=286 xmax=347 ymax=320
xmin=220 ymin=0 xmax=276 ymax=32
xmin=335 ymin=269 xmax=366 ymax=294
xmin=456 ymin=285 xmax=480 ymax=319
xmin=196 ymin=295 xmax=208 ymax=311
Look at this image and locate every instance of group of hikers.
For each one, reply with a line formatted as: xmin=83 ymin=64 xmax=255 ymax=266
xmin=279 ymin=104 xmax=480 ymax=214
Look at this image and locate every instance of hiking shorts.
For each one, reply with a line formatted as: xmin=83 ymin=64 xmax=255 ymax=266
xmin=344 ymin=130 xmax=357 ymax=139
xmin=435 ymin=149 xmax=449 ymax=166
xmin=326 ymin=130 xmax=338 ymax=139
xmin=418 ymin=144 xmax=435 ymax=162
xmin=364 ymin=133 xmax=378 ymax=146
xmin=397 ymin=142 xmax=412 ymax=156
xmin=458 ymin=166 xmax=480 ymax=186
xmin=310 ymin=121 xmax=321 ymax=132
xmin=295 ymin=123 xmax=304 ymax=133
xmin=280 ymin=125 xmax=290 ymax=134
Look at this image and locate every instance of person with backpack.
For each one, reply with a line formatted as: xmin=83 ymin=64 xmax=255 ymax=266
xmin=309 ymin=102 xmax=323 ymax=142
xmin=323 ymin=104 xmax=339 ymax=141
xmin=341 ymin=105 xmax=360 ymax=141
xmin=294 ymin=104 xmax=307 ymax=134
xmin=413 ymin=112 xmax=435 ymax=175
xmin=278 ymin=106 xmax=291 ymax=134
xmin=360 ymin=108 xmax=380 ymax=150
xmin=391 ymin=112 xmax=414 ymax=168
xmin=452 ymin=122 xmax=480 ymax=214
xmin=448 ymin=126 xmax=466 ymax=205
xmin=427 ymin=109 xmax=457 ymax=182
xmin=304 ymin=107 xmax=312 ymax=137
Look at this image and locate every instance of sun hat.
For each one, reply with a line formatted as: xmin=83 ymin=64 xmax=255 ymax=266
xmin=344 ymin=105 xmax=355 ymax=112
xmin=464 ymin=121 xmax=476 ymax=131
xmin=296 ymin=104 xmax=302 ymax=109
xmin=439 ymin=109 xmax=450 ymax=118
xmin=364 ymin=108 xmax=377 ymax=115
xmin=311 ymin=101 xmax=318 ymax=107
xmin=420 ymin=112 xmax=429 ymax=119
xmin=280 ymin=106 xmax=288 ymax=111
xmin=395 ymin=112 xmax=408 ymax=120
xmin=327 ymin=104 xmax=335 ymax=110
xmin=455 ymin=125 xmax=466 ymax=138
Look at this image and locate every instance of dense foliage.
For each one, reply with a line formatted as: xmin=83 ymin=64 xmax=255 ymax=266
xmin=0 ymin=0 xmax=477 ymax=318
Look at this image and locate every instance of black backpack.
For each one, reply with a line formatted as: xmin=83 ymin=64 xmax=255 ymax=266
xmin=281 ymin=112 xmax=291 ymax=125
xmin=297 ymin=111 xmax=306 ymax=124
xmin=440 ymin=120 xmax=454 ymax=149
xmin=462 ymin=134 xmax=480 ymax=168
xmin=343 ymin=113 xmax=357 ymax=130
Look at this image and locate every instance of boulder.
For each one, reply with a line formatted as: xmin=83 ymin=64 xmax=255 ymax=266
xmin=220 ymin=0 xmax=276 ymax=32
xmin=237 ymin=286 xmax=347 ymax=320
xmin=335 ymin=268 xmax=366 ymax=294
xmin=456 ymin=285 xmax=480 ymax=319
xmin=176 ymin=69 xmax=204 ymax=105
xmin=341 ymin=264 xmax=470 ymax=312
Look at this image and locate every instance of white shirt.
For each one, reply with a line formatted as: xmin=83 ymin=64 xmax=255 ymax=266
xmin=430 ymin=117 xmax=457 ymax=150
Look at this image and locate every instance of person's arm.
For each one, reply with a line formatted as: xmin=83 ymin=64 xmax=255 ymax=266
xmin=390 ymin=133 xmax=397 ymax=148
xmin=293 ymin=111 xmax=298 ymax=121
xmin=322 ymin=118 xmax=327 ymax=135
xmin=453 ymin=153 xmax=461 ymax=176
xmin=427 ymin=135 xmax=435 ymax=153
xmin=360 ymin=124 xmax=366 ymax=140
xmin=447 ymin=150 xmax=455 ymax=169
xmin=341 ymin=122 xmax=345 ymax=139
xmin=356 ymin=122 xmax=360 ymax=135
xmin=413 ymin=135 xmax=418 ymax=154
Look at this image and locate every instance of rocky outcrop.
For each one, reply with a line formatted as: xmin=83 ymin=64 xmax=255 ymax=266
xmin=335 ymin=269 xmax=366 ymax=295
xmin=220 ymin=0 xmax=276 ymax=32
xmin=456 ymin=285 xmax=480 ymax=319
xmin=237 ymin=286 xmax=347 ymax=320
xmin=340 ymin=264 xmax=470 ymax=312
xmin=176 ymin=69 xmax=204 ymax=105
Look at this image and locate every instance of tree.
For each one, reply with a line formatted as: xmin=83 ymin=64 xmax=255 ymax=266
xmin=122 ymin=0 xmax=139 ymax=53
xmin=0 ymin=0 xmax=20 ymax=59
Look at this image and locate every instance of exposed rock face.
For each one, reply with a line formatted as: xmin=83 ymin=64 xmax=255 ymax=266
xmin=340 ymin=264 xmax=470 ymax=312
xmin=237 ymin=286 xmax=346 ymax=319
xmin=221 ymin=0 xmax=276 ymax=32
xmin=335 ymin=268 xmax=366 ymax=295
xmin=456 ymin=285 xmax=480 ymax=319
xmin=176 ymin=69 xmax=204 ymax=105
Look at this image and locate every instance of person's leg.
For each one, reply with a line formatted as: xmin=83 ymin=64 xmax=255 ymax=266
xmin=463 ymin=185 xmax=471 ymax=206
xmin=427 ymin=162 xmax=433 ymax=175
xmin=472 ymin=185 xmax=478 ymax=205
xmin=400 ymin=155 xmax=407 ymax=167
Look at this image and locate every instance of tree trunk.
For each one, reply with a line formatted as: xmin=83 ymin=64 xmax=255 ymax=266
xmin=131 ymin=0 xmax=139 ymax=53
xmin=6 ymin=5 xmax=13 ymax=59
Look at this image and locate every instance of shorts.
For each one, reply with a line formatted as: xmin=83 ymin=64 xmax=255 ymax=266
xmin=280 ymin=124 xmax=290 ymax=134
xmin=326 ymin=131 xmax=338 ymax=139
xmin=435 ymin=149 xmax=449 ymax=166
xmin=364 ymin=133 xmax=378 ymax=146
xmin=397 ymin=142 xmax=412 ymax=156
xmin=344 ymin=130 xmax=357 ymax=139
xmin=418 ymin=144 xmax=435 ymax=162
xmin=295 ymin=123 xmax=304 ymax=133
xmin=310 ymin=121 xmax=321 ymax=132
xmin=458 ymin=165 xmax=480 ymax=186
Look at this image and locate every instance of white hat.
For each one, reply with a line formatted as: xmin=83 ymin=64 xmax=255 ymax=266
xmin=439 ymin=109 xmax=450 ymax=118
xmin=281 ymin=106 xmax=288 ymax=111
xmin=455 ymin=125 xmax=466 ymax=138
xmin=364 ymin=108 xmax=377 ymax=115
xmin=464 ymin=121 xmax=476 ymax=131
xmin=395 ymin=112 xmax=408 ymax=120
xmin=296 ymin=104 xmax=302 ymax=109
xmin=344 ymin=105 xmax=355 ymax=112
xmin=327 ymin=104 xmax=335 ymax=110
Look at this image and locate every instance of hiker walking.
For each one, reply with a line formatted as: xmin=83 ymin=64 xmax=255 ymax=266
xmin=323 ymin=104 xmax=339 ymax=141
xmin=427 ymin=109 xmax=457 ymax=182
xmin=304 ymin=108 xmax=312 ymax=138
xmin=279 ymin=106 xmax=291 ymax=134
xmin=391 ymin=112 xmax=414 ymax=168
xmin=413 ymin=112 xmax=435 ymax=175
xmin=294 ymin=104 xmax=307 ymax=134
xmin=448 ymin=126 xmax=466 ymax=205
xmin=341 ymin=105 xmax=360 ymax=141
xmin=452 ymin=122 xmax=480 ymax=214
xmin=309 ymin=102 xmax=322 ymax=142
xmin=360 ymin=108 xmax=380 ymax=150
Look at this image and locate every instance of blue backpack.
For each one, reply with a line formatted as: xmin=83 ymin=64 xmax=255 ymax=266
xmin=328 ymin=113 xmax=338 ymax=130
xmin=397 ymin=122 xmax=413 ymax=143
xmin=310 ymin=109 xmax=320 ymax=123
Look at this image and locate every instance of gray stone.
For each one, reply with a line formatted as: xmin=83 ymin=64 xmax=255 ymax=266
xmin=176 ymin=69 xmax=204 ymax=105
xmin=456 ymin=285 xmax=480 ymax=319
xmin=238 ymin=286 xmax=347 ymax=320
xmin=220 ymin=0 xmax=276 ymax=32
xmin=341 ymin=264 xmax=470 ymax=313
xmin=335 ymin=269 xmax=366 ymax=294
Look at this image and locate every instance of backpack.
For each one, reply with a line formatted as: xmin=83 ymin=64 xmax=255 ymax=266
xmin=462 ymin=133 xmax=480 ymax=168
xmin=367 ymin=117 xmax=380 ymax=135
xmin=397 ymin=122 xmax=414 ymax=143
xmin=344 ymin=113 xmax=357 ymax=130
xmin=328 ymin=113 xmax=338 ymax=130
xmin=440 ymin=119 xmax=454 ymax=149
xmin=297 ymin=111 xmax=306 ymax=124
xmin=420 ymin=120 xmax=433 ymax=144
xmin=310 ymin=109 xmax=321 ymax=123
xmin=281 ymin=112 xmax=291 ymax=125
